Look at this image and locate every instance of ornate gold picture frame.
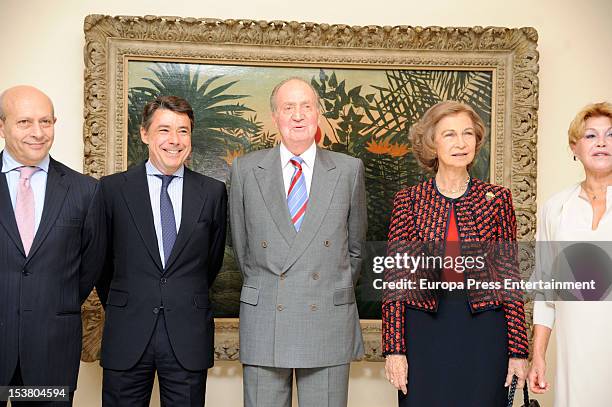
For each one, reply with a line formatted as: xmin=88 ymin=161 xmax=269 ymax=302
xmin=82 ymin=15 xmax=539 ymax=362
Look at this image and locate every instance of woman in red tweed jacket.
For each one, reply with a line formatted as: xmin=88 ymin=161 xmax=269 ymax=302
xmin=381 ymin=101 xmax=529 ymax=406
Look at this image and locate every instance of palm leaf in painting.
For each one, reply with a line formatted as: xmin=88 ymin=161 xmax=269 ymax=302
xmin=126 ymin=63 xmax=264 ymax=175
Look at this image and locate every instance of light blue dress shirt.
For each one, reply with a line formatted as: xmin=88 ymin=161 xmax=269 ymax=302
xmin=145 ymin=160 xmax=184 ymax=267
xmin=1 ymin=149 xmax=50 ymax=234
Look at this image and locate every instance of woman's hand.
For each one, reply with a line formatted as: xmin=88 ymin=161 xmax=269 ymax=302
xmin=384 ymin=354 xmax=408 ymax=395
xmin=528 ymin=324 xmax=552 ymax=394
xmin=505 ymin=357 xmax=528 ymax=389
xmin=527 ymin=355 xmax=550 ymax=394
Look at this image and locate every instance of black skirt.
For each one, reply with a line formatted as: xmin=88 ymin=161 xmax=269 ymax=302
xmin=398 ymin=291 xmax=509 ymax=407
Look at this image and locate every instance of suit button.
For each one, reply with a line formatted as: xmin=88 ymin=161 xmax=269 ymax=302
xmin=22 ymin=269 xmax=29 ymax=276
xmin=261 ymin=241 xmax=268 ymax=248
xmin=310 ymin=304 xmax=318 ymax=311
xmin=323 ymin=240 xmax=330 ymax=247
xmin=280 ymin=273 xmax=286 ymax=280
xmin=153 ymin=307 xmax=159 ymax=314
xmin=312 ymin=272 xmax=320 ymax=280
xmin=160 ymin=277 xmax=167 ymax=284
xmin=277 ymin=304 xmax=284 ymax=311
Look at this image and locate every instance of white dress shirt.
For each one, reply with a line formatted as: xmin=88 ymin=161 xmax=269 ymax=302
xmin=279 ymin=141 xmax=316 ymax=197
xmin=1 ymin=149 xmax=50 ymax=234
xmin=145 ymin=160 xmax=184 ymax=267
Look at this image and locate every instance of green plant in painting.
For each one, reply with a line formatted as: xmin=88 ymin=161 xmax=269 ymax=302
xmin=311 ymin=70 xmax=374 ymax=156
xmin=366 ymin=69 xmax=492 ymax=180
xmin=127 ymin=63 xmax=266 ymax=177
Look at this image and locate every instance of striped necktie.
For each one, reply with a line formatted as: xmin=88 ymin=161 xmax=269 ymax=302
xmin=287 ymin=156 xmax=308 ymax=231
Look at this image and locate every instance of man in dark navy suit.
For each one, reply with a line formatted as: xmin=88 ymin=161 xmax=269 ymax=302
xmin=96 ymin=95 xmax=227 ymax=407
xmin=0 ymin=85 xmax=104 ymax=406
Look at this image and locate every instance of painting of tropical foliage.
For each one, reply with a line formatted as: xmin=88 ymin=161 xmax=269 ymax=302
xmin=126 ymin=61 xmax=493 ymax=319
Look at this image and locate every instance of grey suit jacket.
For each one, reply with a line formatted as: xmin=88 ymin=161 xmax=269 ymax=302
xmin=230 ymin=145 xmax=367 ymax=368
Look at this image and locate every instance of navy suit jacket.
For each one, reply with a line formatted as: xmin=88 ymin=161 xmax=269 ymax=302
xmin=96 ymin=163 xmax=227 ymax=371
xmin=0 ymin=152 xmax=104 ymax=390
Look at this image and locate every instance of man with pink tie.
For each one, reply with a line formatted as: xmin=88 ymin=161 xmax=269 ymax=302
xmin=0 ymin=86 xmax=104 ymax=406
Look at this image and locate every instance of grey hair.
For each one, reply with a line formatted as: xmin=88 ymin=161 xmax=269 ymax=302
xmin=0 ymin=91 xmax=5 ymax=121
xmin=269 ymin=77 xmax=320 ymax=112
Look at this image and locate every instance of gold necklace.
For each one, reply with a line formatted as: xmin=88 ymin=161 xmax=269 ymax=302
xmin=582 ymin=184 xmax=601 ymax=201
xmin=436 ymin=176 xmax=470 ymax=194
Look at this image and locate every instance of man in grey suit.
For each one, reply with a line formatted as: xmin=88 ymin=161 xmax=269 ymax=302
xmin=230 ymin=77 xmax=367 ymax=407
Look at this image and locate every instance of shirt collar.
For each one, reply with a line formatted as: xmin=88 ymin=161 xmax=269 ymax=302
xmin=1 ymin=149 xmax=50 ymax=174
xmin=145 ymin=160 xmax=185 ymax=178
xmin=280 ymin=142 xmax=317 ymax=169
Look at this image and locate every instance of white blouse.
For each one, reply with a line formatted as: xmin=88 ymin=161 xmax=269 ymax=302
xmin=534 ymin=183 xmax=612 ymax=327
xmin=533 ymin=183 xmax=612 ymax=407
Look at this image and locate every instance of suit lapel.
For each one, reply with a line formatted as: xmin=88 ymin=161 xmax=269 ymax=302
xmin=121 ymin=163 xmax=163 ymax=271
xmin=0 ymin=151 xmax=25 ymax=255
xmin=26 ymin=158 xmax=69 ymax=262
xmin=282 ymin=148 xmax=340 ymax=273
xmin=253 ymin=146 xmax=296 ymax=245
xmin=164 ymin=167 xmax=208 ymax=272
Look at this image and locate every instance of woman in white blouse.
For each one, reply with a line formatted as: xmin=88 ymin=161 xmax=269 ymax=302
xmin=528 ymin=102 xmax=612 ymax=406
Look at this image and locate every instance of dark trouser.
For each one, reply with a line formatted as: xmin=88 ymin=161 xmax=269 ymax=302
xmin=102 ymin=312 xmax=207 ymax=407
xmin=0 ymin=362 xmax=74 ymax=407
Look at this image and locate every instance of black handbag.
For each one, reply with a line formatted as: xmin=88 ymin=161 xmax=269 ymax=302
xmin=506 ymin=375 xmax=541 ymax=407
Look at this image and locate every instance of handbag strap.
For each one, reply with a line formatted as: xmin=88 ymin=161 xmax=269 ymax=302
xmin=507 ymin=375 xmax=531 ymax=407
xmin=523 ymin=384 xmax=531 ymax=406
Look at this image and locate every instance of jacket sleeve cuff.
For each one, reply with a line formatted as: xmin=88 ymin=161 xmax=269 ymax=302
xmin=381 ymin=301 xmax=406 ymax=356
xmin=533 ymin=300 xmax=555 ymax=329
xmin=508 ymin=351 xmax=529 ymax=359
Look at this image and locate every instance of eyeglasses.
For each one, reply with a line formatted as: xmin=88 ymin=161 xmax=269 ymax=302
xmin=12 ymin=118 xmax=55 ymax=130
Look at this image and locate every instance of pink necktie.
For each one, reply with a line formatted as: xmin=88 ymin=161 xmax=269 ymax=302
xmin=15 ymin=166 xmax=39 ymax=255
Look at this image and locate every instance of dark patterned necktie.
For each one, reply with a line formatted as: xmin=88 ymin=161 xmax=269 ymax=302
xmin=156 ymin=175 xmax=176 ymax=266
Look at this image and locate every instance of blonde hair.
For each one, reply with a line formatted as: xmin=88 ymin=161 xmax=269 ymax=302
xmin=568 ymin=102 xmax=612 ymax=145
xmin=409 ymin=101 xmax=486 ymax=173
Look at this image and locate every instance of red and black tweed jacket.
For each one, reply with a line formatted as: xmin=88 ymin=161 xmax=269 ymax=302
xmin=381 ymin=177 xmax=529 ymax=359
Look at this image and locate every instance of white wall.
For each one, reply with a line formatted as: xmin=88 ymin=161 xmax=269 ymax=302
xmin=2 ymin=0 xmax=611 ymax=405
